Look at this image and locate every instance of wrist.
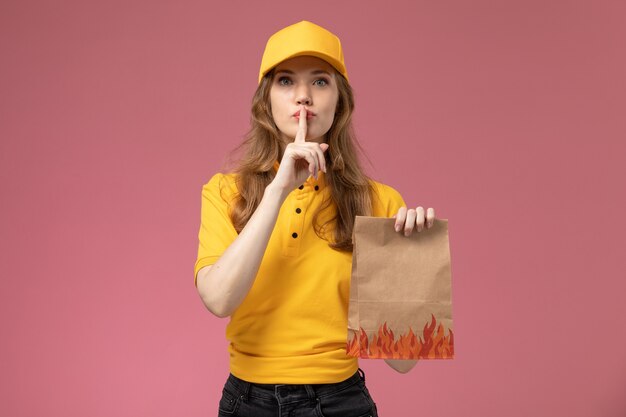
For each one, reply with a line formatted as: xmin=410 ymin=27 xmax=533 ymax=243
xmin=265 ymin=182 xmax=290 ymax=202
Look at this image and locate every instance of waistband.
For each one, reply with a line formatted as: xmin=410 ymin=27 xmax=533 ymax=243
xmin=225 ymin=368 xmax=366 ymax=401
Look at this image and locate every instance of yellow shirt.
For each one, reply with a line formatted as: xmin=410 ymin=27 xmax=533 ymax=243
xmin=194 ymin=160 xmax=406 ymax=383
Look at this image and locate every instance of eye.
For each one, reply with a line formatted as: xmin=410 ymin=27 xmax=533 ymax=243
xmin=314 ymin=78 xmax=329 ymax=87
xmin=277 ymin=76 xmax=292 ymax=86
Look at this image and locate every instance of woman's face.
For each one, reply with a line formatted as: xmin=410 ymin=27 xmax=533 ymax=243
xmin=269 ymin=55 xmax=339 ymax=145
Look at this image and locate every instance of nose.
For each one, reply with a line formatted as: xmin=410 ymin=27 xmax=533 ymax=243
xmin=295 ymin=82 xmax=312 ymax=106
xmin=296 ymin=95 xmax=311 ymax=106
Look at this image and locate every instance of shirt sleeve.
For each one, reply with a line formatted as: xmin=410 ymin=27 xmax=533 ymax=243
xmin=370 ymin=181 xmax=407 ymax=218
xmin=194 ymin=173 xmax=239 ymax=288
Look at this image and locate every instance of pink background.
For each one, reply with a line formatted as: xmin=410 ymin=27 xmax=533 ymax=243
xmin=2 ymin=1 xmax=625 ymax=416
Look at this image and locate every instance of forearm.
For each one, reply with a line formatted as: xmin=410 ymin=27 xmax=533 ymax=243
xmin=197 ymin=183 xmax=290 ymax=317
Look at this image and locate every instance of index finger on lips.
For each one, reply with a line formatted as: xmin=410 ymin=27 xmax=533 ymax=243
xmin=294 ymin=105 xmax=307 ymax=143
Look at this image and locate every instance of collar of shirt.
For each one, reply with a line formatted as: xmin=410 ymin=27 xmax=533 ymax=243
xmin=273 ymin=160 xmax=326 ymax=192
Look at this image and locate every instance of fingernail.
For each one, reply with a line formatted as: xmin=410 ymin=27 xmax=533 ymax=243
xmin=395 ymin=225 xmax=401 ymax=232
xmin=404 ymin=230 xmax=410 ymax=237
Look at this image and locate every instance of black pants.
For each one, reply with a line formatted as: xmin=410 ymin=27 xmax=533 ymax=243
xmin=217 ymin=368 xmax=378 ymax=417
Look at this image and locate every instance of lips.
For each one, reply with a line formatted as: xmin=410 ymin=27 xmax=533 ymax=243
xmin=293 ymin=109 xmax=315 ymax=119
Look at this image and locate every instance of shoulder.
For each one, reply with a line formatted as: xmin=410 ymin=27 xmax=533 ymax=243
xmin=205 ymin=172 xmax=238 ymax=187
xmin=368 ymin=178 xmax=406 ymax=217
xmin=369 ymin=179 xmax=403 ymax=201
xmin=202 ymin=172 xmax=240 ymax=202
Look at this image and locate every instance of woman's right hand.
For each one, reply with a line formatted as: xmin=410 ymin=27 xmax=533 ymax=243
xmin=271 ymin=105 xmax=329 ymax=192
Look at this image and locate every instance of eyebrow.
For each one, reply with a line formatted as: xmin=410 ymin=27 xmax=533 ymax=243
xmin=275 ymin=69 xmax=332 ymax=76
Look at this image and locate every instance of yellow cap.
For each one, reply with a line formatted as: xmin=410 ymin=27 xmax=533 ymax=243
xmin=258 ymin=20 xmax=348 ymax=85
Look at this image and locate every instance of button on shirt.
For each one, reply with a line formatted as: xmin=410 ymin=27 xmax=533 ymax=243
xmin=194 ymin=160 xmax=406 ymax=383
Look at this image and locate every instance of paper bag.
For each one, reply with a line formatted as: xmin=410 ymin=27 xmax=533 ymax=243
xmin=346 ymin=216 xmax=454 ymax=360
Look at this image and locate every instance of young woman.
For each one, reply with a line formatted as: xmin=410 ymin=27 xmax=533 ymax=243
xmin=194 ymin=20 xmax=436 ymax=417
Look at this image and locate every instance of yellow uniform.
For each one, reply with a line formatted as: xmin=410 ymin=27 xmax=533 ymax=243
xmin=194 ymin=160 xmax=406 ymax=383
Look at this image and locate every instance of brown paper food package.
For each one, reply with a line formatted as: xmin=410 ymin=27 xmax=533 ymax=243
xmin=347 ymin=216 xmax=454 ymax=360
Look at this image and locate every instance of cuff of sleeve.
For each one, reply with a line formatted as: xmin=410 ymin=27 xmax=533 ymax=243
xmin=194 ymin=256 xmax=221 ymax=288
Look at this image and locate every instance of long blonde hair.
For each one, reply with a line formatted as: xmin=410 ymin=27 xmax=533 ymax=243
xmin=224 ymin=68 xmax=375 ymax=251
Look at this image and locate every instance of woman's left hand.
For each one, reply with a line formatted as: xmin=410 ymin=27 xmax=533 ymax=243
xmin=393 ymin=206 xmax=435 ymax=236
